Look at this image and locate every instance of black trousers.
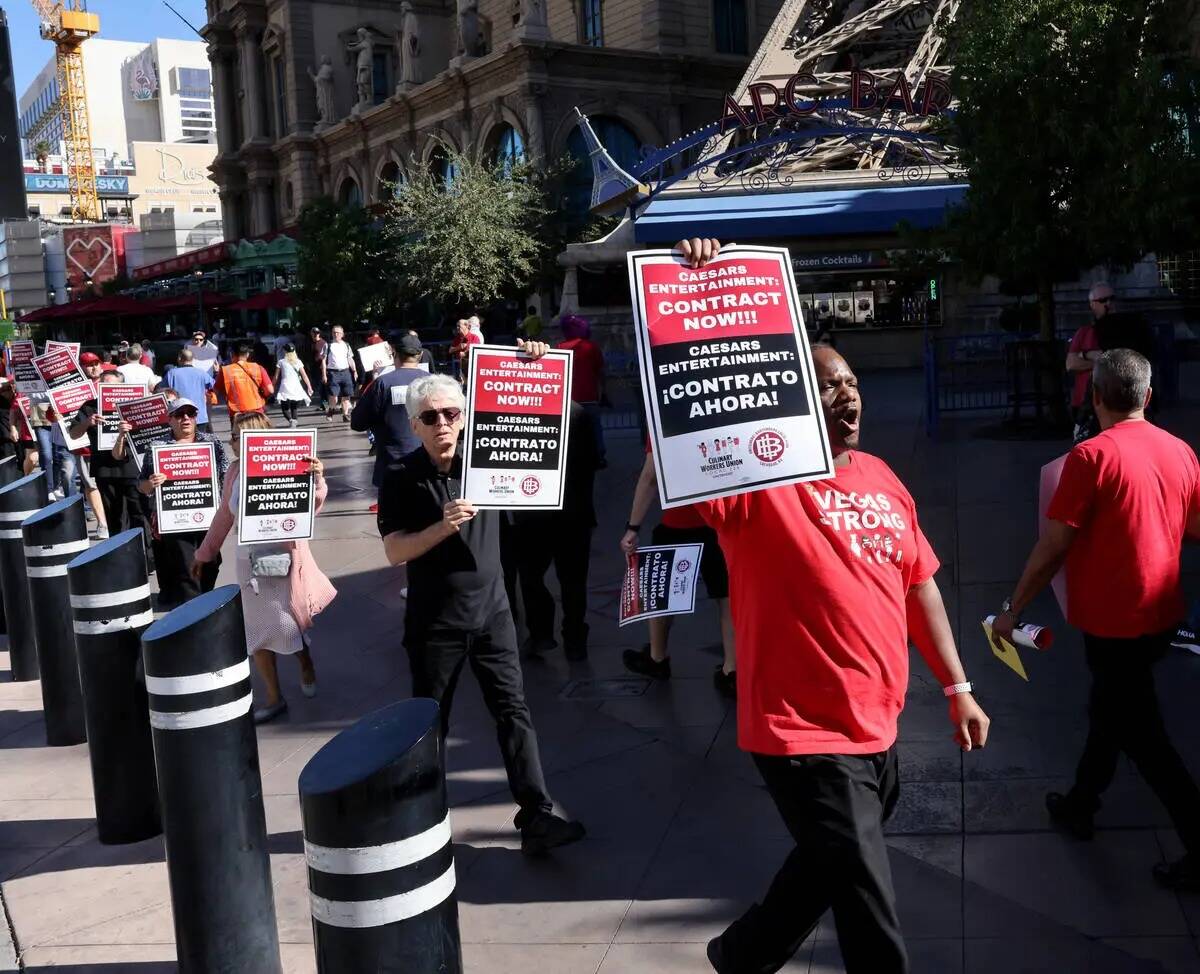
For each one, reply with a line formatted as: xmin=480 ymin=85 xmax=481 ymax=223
xmin=1070 ymin=631 xmax=1200 ymax=854
xmin=517 ymin=519 xmax=592 ymax=648
xmin=407 ymin=609 xmax=552 ymax=828
xmin=98 ymin=477 xmax=153 ymax=567
xmin=278 ymin=400 xmax=301 ymax=422
xmin=153 ymin=531 xmax=220 ymax=605
xmin=716 ymin=749 xmax=907 ymax=974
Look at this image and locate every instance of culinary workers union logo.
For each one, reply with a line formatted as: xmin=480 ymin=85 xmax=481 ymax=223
xmin=520 ymin=476 xmax=540 ymax=496
xmin=676 ymin=559 xmax=691 ymax=573
xmin=282 ymin=518 xmax=297 ymax=531
xmin=192 ymin=512 xmax=205 ymax=523
xmin=749 ymin=428 xmax=787 ymax=466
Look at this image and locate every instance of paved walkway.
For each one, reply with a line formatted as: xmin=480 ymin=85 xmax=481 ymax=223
xmin=2 ymin=370 xmax=1199 ymax=973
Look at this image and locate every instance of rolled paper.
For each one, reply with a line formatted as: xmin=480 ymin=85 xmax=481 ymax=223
xmin=984 ymin=616 xmax=1054 ymax=651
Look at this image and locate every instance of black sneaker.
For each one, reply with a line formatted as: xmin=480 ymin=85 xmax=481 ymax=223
xmin=520 ymin=812 xmax=586 ymax=857
xmin=1153 ymin=855 xmax=1200 ymax=891
xmin=713 ymin=666 xmax=736 ymax=699
xmin=623 ymin=646 xmax=670 ymax=679
xmin=1046 ymin=791 xmax=1095 ymax=840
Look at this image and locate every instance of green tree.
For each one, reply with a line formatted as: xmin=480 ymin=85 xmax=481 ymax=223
xmin=380 ymin=145 xmax=551 ymax=310
xmin=292 ymin=197 xmax=394 ymax=327
xmin=945 ymin=0 xmax=1200 ymax=338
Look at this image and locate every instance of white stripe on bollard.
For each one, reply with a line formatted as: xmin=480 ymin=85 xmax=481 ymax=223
xmin=24 ymin=539 xmax=90 ymax=559
xmin=308 ymin=862 xmax=456 ymax=929
xmin=149 ymin=692 xmax=254 ymax=731
xmin=73 ymin=610 xmax=155 ymax=635
xmin=0 ymin=528 xmax=23 ymax=540
xmin=70 ymin=584 xmax=152 ymax=609
xmin=145 ymin=658 xmax=252 ymax=697
xmin=27 ymin=564 xmax=69 ymax=578
xmin=304 ymin=816 xmax=452 ymax=876
xmin=0 ymin=510 xmax=38 ymax=522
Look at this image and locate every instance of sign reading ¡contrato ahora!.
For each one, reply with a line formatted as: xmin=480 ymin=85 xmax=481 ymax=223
xmin=628 ymin=245 xmax=833 ymax=508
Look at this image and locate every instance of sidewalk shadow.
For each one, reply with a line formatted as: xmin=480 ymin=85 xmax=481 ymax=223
xmin=23 ymin=964 xmax=176 ymax=973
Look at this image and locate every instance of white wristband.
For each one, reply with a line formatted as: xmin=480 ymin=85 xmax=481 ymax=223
xmin=943 ymin=682 xmax=973 ymax=697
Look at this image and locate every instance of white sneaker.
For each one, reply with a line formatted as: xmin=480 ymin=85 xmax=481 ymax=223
xmin=290 ymin=418 xmax=298 ymax=428
xmin=94 ymin=525 xmax=109 ymax=540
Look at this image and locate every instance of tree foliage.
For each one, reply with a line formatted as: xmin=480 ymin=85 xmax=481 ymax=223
xmin=380 ymin=145 xmax=551 ymax=310
xmin=945 ymin=0 xmax=1200 ymax=336
xmin=293 ymin=197 xmax=393 ymax=327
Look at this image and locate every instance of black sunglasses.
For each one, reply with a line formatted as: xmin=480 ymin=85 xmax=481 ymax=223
xmin=171 ymin=409 xmax=198 ymax=419
xmin=417 ymin=407 xmax=463 ymax=427
xmin=1093 ymin=295 xmax=1113 ymax=305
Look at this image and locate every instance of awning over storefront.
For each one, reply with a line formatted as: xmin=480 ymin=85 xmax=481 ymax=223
xmin=632 ymin=183 xmax=968 ymax=244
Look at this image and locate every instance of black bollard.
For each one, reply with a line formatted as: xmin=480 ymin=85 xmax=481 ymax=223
xmin=24 ymin=494 xmax=90 ymax=746
xmin=0 ymin=471 xmax=46 ymax=681
xmin=68 ymin=528 xmax=160 ymax=844
xmin=0 ymin=455 xmax=20 ymax=635
xmin=299 ymin=698 xmax=462 ymax=974
xmin=142 ymin=585 xmax=281 ymax=974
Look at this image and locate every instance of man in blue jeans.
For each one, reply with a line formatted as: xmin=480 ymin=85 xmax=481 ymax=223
xmin=30 ymin=394 xmax=75 ymax=500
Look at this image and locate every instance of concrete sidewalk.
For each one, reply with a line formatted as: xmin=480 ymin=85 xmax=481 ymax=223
xmin=1 ymin=372 xmax=1199 ymax=973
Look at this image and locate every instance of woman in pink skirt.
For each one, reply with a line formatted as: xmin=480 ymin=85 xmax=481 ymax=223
xmin=193 ymin=410 xmax=337 ymax=723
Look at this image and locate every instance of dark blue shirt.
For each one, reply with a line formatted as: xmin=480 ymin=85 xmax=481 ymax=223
xmin=350 ymin=366 xmax=428 ymax=486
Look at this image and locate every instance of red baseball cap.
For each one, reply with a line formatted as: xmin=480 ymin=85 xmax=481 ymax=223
xmin=80 ymin=352 xmax=101 ymax=365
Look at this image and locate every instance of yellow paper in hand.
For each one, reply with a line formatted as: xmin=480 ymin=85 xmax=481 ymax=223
xmin=982 ymin=622 xmax=1029 ymax=681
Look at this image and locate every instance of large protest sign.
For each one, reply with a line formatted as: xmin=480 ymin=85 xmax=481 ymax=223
xmin=153 ymin=442 xmax=219 ymax=534
xmin=238 ymin=429 xmax=316 ymax=544
xmin=97 ymin=383 xmax=149 ymax=450
xmin=116 ymin=394 xmax=170 ymax=469
xmin=619 ymin=544 xmax=705 ymax=626
xmin=461 ymin=345 xmax=573 ymax=510
xmin=9 ymin=341 xmax=43 ymax=393
xmin=47 ymin=380 xmax=96 ymax=450
xmin=628 ymin=245 xmax=833 ymax=507
xmin=44 ymin=340 xmax=80 ymax=359
xmin=33 ymin=346 xmax=86 ymax=391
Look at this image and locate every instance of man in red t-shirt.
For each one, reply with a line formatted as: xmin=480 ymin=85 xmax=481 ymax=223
xmin=994 ymin=348 xmax=1200 ymax=891
xmin=674 ymin=239 xmax=988 ymax=974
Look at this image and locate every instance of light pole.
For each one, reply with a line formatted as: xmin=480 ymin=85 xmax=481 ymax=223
xmin=194 ymin=268 xmax=205 ymax=334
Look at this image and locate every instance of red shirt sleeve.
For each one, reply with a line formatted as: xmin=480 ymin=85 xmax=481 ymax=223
xmin=908 ymin=520 xmax=940 ymax=587
xmin=1046 ymin=447 xmax=1097 ymax=529
xmin=1069 ymin=325 xmax=1097 ymax=354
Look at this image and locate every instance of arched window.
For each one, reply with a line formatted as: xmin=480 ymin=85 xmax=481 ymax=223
xmin=486 ymin=124 xmax=525 ymax=171
xmin=338 ymin=177 xmax=362 ymax=208
xmin=427 ymin=144 xmax=459 ymax=189
xmin=377 ymin=161 xmax=403 ymax=201
xmin=564 ymin=115 xmax=640 ymax=216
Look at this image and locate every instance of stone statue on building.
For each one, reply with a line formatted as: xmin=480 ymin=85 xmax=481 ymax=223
xmin=347 ymin=27 xmax=375 ymax=111
xmin=515 ymin=0 xmax=549 ymax=39
xmin=307 ymin=56 xmax=336 ymax=130
xmin=397 ymin=2 xmax=421 ymax=89
xmin=457 ymin=0 xmax=484 ymax=58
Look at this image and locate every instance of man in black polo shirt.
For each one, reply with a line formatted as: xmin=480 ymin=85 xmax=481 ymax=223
xmin=378 ymin=366 xmax=586 ymax=856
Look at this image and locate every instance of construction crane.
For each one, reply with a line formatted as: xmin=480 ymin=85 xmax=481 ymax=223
xmin=28 ymin=1 xmax=100 ymax=222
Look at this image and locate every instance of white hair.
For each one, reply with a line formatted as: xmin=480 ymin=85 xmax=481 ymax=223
xmin=407 ymin=373 xmax=465 ymax=416
xmin=1088 ymin=282 xmax=1114 ymax=301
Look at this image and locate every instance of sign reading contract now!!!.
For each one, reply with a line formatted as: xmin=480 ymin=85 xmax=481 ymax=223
xmin=238 ymin=429 xmax=316 ymax=545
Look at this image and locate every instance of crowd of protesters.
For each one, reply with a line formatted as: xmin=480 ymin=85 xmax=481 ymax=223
xmin=5 ymin=248 xmax=1200 ymax=973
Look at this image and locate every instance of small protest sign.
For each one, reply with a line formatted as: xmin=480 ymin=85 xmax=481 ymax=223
xmin=9 ymin=341 xmax=43 ymax=394
xmin=116 ymin=394 xmax=170 ymax=469
xmin=619 ymin=543 xmax=704 ymax=626
xmin=32 ymin=346 xmax=86 ymax=391
xmin=238 ymin=429 xmax=316 ymax=544
xmin=461 ymin=345 xmax=573 ymax=510
xmin=47 ymin=380 xmax=96 ymax=450
xmin=153 ymin=442 xmax=219 ymax=534
xmin=97 ymin=383 xmax=149 ymax=450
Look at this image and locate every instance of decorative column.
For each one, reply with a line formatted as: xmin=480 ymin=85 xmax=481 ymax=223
xmin=209 ymin=47 xmax=238 ymax=155
xmin=239 ymin=31 xmax=267 ymax=143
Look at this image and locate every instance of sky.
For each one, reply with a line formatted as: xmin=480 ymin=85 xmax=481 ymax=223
xmin=4 ymin=0 xmax=208 ymax=96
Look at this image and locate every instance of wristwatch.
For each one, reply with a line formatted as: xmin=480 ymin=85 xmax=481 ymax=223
xmin=1000 ymin=597 xmax=1018 ymax=620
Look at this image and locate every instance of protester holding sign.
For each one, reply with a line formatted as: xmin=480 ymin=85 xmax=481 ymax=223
xmin=667 ymin=239 xmax=987 ymax=974
xmin=376 ymin=351 xmax=588 ymax=857
xmin=135 ymin=398 xmax=230 ymax=608
xmin=69 ymin=371 xmax=150 ymax=547
xmin=620 ymin=440 xmax=735 ymax=698
xmin=194 ymin=411 xmax=336 ymax=724
xmin=994 ymin=349 xmax=1200 ymax=892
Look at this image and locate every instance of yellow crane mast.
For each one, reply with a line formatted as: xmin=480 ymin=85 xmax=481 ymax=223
xmin=29 ymin=0 xmax=100 ymax=222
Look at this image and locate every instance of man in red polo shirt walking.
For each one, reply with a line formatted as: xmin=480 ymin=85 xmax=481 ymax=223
xmin=994 ymin=348 xmax=1200 ymax=891
xmin=674 ymin=239 xmax=989 ymax=974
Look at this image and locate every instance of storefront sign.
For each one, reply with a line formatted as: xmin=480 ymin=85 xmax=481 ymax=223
xmin=461 ymin=345 xmax=573 ymax=510
xmin=720 ymin=67 xmax=952 ymax=134
xmin=97 ymin=383 xmax=149 ymax=450
xmin=792 ymin=252 xmax=885 ymax=272
xmin=47 ymin=380 xmax=96 ymax=450
xmin=238 ymin=429 xmax=316 ymax=544
xmin=116 ymin=394 xmax=170 ymax=469
xmin=33 ymin=347 xmax=85 ymax=390
xmin=24 ymin=174 xmax=130 ymax=195
xmin=153 ymin=442 xmax=218 ymax=534
xmin=628 ymin=245 xmax=833 ymax=508
xmin=619 ymin=544 xmax=704 ymax=626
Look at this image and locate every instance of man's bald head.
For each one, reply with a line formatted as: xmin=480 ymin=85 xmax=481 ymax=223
xmin=813 ymin=345 xmax=849 ymax=376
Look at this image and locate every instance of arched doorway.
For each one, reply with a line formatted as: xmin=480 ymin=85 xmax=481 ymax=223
xmin=338 ymin=176 xmax=362 ymax=208
xmin=377 ymin=161 xmax=403 ymax=201
xmin=485 ymin=123 xmax=525 ymax=171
